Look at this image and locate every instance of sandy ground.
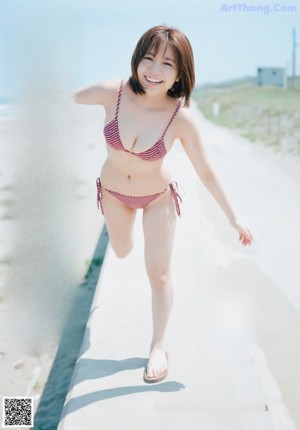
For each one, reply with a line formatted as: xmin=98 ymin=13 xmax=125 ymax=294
xmin=0 ymin=102 xmax=105 ymax=420
xmin=1 ymin=98 xmax=300 ymax=427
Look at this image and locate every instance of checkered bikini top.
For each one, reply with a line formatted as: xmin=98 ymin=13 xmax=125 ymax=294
xmin=103 ymin=79 xmax=181 ymax=162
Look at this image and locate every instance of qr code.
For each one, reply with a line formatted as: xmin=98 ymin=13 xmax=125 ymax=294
xmin=2 ymin=397 xmax=33 ymax=428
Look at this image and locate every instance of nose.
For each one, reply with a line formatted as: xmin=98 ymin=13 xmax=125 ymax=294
xmin=148 ymin=61 xmax=161 ymax=75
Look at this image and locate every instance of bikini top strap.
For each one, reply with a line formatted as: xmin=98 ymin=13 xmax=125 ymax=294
xmin=115 ymin=79 xmax=124 ymax=119
xmin=161 ymin=100 xmax=182 ymax=139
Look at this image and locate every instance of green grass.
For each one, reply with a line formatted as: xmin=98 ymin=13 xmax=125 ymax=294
xmin=0 ymin=199 xmax=13 ymax=207
xmin=0 ymin=258 xmax=12 ymax=267
xmin=84 ymin=256 xmax=104 ymax=278
xmin=192 ymin=77 xmax=300 ymax=152
xmin=0 ymin=214 xmax=11 ymax=220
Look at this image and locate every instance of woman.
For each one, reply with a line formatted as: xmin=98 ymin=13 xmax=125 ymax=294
xmin=74 ymin=25 xmax=253 ymax=384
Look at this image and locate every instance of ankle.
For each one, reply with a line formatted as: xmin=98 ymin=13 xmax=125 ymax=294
xmin=150 ymin=341 xmax=164 ymax=351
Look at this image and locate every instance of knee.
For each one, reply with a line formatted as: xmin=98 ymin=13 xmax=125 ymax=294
xmin=113 ymin=244 xmax=133 ymax=259
xmin=148 ymin=272 xmax=172 ymax=289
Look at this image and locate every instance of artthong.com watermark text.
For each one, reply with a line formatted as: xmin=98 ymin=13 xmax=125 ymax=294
xmin=220 ymin=3 xmax=297 ymax=13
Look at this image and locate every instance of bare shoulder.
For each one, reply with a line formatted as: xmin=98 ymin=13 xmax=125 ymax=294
xmin=175 ymin=106 xmax=199 ymax=139
xmin=73 ymin=78 xmax=121 ymax=106
xmin=174 ymin=104 xmax=214 ymax=180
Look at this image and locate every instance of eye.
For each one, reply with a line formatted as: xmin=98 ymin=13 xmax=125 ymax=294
xmin=143 ymin=56 xmax=153 ymax=61
xmin=164 ymin=62 xmax=173 ymax=67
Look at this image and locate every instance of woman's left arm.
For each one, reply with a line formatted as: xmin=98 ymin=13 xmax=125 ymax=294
xmin=178 ymin=110 xmax=253 ymax=246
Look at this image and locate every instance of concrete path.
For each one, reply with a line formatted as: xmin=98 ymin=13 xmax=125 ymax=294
xmin=58 ymin=103 xmax=300 ymax=430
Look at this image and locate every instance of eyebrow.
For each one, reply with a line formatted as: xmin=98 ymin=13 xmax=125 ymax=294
xmin=148 ymin=52 xmax=176 ymax=63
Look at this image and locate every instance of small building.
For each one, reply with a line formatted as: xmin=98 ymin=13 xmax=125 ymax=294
xmin=257 ymin=67 xmax=287 ymax=88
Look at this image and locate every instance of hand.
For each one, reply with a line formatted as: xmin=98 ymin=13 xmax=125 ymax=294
xmin=229 ymin=219 xmax=253 ymax=246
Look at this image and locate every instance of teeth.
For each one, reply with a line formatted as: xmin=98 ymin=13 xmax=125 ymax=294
xmin=146 ymin=76 xmax=162 ymax=83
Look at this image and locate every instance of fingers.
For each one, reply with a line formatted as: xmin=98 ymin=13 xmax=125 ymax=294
xmin=239 ymin=231 xmax=252 ymax=246
xmin=246 ymin=228 xmax=253 ymax=241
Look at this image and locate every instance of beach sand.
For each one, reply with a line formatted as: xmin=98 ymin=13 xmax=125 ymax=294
xmin=0 ymin=101 xmax=105 ymax=416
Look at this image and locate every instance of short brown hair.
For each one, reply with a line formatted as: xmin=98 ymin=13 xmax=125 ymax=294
xmin=129 ymin=25 xmax=195 ymax=107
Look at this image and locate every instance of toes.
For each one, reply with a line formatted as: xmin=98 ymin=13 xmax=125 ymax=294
xmin=153 ymin=367 xmax=161 ymax=377
xmin=147 ymin=364 xmax=166 ymax=378
xmin=147 ymin=366 xmax=153 ymax=378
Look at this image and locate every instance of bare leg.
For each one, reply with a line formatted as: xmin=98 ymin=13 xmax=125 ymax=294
xmin=101 ymin=188 xmax=137 ymax=258
xmin=142 ymin=188 xmax=177 ymax=379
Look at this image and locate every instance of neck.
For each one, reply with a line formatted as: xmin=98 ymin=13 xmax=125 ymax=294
xmin=136 ymin=91 xmax=173 ymax=109
xmin=125 ymin=80 xmax=177 ymax=110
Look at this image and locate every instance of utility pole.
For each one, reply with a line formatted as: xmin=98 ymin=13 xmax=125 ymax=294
xmin=291 ymin=28 xmax=299 ymax=89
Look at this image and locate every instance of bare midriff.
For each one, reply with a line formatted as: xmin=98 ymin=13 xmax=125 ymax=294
xmin=100 ymin=146 xmax=172 ymax=195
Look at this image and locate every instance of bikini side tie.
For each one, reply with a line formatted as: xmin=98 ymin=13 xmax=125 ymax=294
xmin=96 ymin=177 xmax=104 ymax=215
xmin=169 ymin=181 xmax=182 ymax=217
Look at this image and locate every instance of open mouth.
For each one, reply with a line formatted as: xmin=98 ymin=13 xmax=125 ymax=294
xmin=145 ymin=76 xmax=163 ymax=84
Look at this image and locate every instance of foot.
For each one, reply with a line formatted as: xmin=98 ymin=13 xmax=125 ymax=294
xmin=144 ymin=345 xmax=168 ymax=383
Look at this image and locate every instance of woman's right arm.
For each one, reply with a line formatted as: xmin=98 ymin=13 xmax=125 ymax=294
xmin=73 ymin=80 xmax=117 ymax=105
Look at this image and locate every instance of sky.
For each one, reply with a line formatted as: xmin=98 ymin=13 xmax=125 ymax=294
xmin=0 ymin=0 xmax=299 ymax=100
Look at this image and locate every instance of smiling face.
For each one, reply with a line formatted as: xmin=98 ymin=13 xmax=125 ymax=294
xmin=129 ymin=25 xmax=195 ymax=107
xmin=137 ymin=43 xmax=179 ymax=95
